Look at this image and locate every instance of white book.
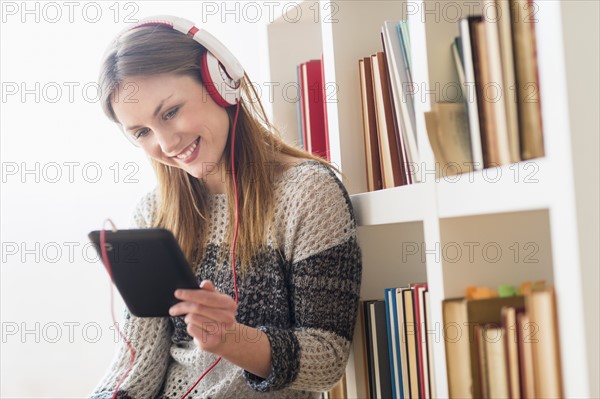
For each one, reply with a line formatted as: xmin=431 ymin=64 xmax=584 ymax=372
xmin=382 ymin=20 xmax=420 ymax=182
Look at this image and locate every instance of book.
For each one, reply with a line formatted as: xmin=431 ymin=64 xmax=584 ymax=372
xmin=298 ymin=63 xmax=308 ymax=150
xmin=473 ymin=20 xmax=506 ymax=167
xmin=467 ymin=295 xmax=525 ymax=398
xmin=395 ymin=288 xmax=411 ymax=398
xmin=398 ymin=21 xmax=412 ymax=78
xmin=423 ymin=290 xmax=437 ymax=399
xmin=496 ymin=0 xmax=522 ymax=162
xmin=526 ymin=288 xmax=563 ymax=397
xmin=364 ymin=301 xmax=376 ymax=399
xmin=367 ymin=300 xmax=394 ymax=398
xmin=516 ymin=310 xmax=536 ymax=398
xmin=474 ymin=325 xmax=489 ymax=397
xmin=381 ymin=30 xmax=409 ymax=187
xmin=502 ymin=306 xmax=522 ymax=398
xmin=299 ymin=60 xmax=329 ymax=160
xmin=320 ymin=53 xmax=331 ymax=161
xmin=443 ymin=295 xmax=526 ymax=398
xmin=371 ymin=52 xmax=404 ymax=188
xmin=403 ymin=288 xmax=421 ymax=398
xmin=479 ymin=324 xmax=510 ymax=398
xmin=412 ymin=283 xmax=430 ymax=398
xmin=296 ymin=64 xmax=305 ymax=149
xmin=359 ymin=57 xmax=384 ymax=191
xmin=424 ymin=110 xmax=445 ymax=178
xmin=510 ymin=0 xmax=545 ymax=160
xmin=442 ymin=298 xmax=473 ymax=398
xmin=452 ymin=37 xmax=466 ymax=100
xmin=459 ymin=17 xmax=484 ymax=170
xmin=424 ymin=102 xmax=473 ymax=176
xmin=385 ymin=288 xmax=402 ymax=398
xmin=483 ymin=0 xmax=512 ymax=166
xmin=382 ymin=20 xmax=419 ymax=182
xmin=353 ymin=301 xmax=372 ymax=399
xmin=365 ymin=300 xmax=392 ymax=399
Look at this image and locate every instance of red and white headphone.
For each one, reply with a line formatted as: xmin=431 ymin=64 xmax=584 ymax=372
xmin=125 ymin=15 xmax=244 ymax=107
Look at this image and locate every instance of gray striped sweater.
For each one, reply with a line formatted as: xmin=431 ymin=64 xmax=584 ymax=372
xmin=90 ymin=160 xmax=362 ymax=399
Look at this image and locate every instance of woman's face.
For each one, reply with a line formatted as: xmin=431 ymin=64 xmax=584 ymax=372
xmin=111 ymin=73 xmax=230 ymax=181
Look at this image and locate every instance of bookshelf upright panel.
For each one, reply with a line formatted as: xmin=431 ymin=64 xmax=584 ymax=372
xmin=559 ymin=1 xmax=600 ymax=396
xmin=532 ymin=2 xmax=594 ymax=397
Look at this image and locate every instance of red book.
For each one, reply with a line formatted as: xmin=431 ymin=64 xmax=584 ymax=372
xmin=299 ymin=60 xmax=329 ymax=160
xmin=412 ymin=283 xmax=429 ymax=398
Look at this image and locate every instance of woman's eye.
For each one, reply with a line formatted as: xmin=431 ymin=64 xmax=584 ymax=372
xmin=134 ymin=128 xmax=149 ymax=139
xmin=164 ymin=107 xmax=179 ymax=120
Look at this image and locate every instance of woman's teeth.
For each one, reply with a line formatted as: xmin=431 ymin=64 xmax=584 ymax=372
xmin=176 ymin=138 xmax=199 ymax=160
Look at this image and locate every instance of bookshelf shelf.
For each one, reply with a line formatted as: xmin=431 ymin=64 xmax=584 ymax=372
xmin=266 ymin=0 xmax=599 ymax=398
xmin=351 ymin=183 xmax=427 ymax=226
xmin=436 ymin=158 xmax=551 ymax=218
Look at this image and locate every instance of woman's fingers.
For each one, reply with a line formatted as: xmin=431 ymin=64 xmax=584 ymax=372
xmin=173 ymin=286 xmax=236 ymax=311
xmin=169 ymin=280 xmax=239 ymax=354
xmin=182 ymin=308 xmax=240 ymax=353
xmin=170 ymin=280 xmax=237 ymax=319
xmin=196 ymin=307 xmax=236 ymax=325
xmin=170 ymin=298 xmax=236 ymax=316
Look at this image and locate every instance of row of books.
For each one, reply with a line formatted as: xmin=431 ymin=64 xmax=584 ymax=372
xmin=359 ymin=283 xmax=435 ymax=399
xmin=443 ymin=282 xmax=562 ymax=398
xmin=355 ymin=281 xmax=562 ymax=399
xmin=296 ymin=57 xmax=331 ymax=161
xmin=427 ymin=0 xmax=545 ymax=176
xmin=358 ymin=20 xmax=419 ymax=191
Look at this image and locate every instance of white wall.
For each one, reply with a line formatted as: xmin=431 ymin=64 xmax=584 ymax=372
xmin=0 ymin=1 xmax=300 ymax=396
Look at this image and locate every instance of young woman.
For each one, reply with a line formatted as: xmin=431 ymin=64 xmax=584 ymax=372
xmin=91 ymin=16 xmax=362 ymax=399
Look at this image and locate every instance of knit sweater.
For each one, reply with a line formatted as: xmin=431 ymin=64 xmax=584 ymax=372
xmin=90 ymin=160 xmax=362 ymax=399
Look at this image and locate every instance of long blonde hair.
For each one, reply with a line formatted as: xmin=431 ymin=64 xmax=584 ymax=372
xmin=99 ymin=24 xmax=336 ymax=270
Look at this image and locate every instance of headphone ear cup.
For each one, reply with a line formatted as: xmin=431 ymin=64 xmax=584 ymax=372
xmin=200 ymin=51 xmax=241 ymax=107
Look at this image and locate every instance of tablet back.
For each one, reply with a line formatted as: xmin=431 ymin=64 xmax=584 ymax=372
xmin=88 ymin=228 xmax=199 ymax=317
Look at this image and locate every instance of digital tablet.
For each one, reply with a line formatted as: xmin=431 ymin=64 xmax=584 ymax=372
xmin=88 ymin=228 xmax=199 ymax=317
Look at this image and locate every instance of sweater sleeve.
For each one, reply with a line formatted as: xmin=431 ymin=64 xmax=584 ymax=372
xmin=90 ymin=189 xmax=173 ymax=399
xmin=243 ymin=163 xmax=362 ymax=392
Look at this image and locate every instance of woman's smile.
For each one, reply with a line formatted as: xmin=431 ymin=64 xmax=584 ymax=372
xmin=173 ymin=136 xmax=201 ymax=163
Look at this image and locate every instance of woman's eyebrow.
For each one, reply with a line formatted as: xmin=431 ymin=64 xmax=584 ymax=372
xmin=152 ymin=94 xmax=175 ymax=118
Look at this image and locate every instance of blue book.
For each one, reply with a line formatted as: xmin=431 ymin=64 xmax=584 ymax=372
xmin=385 ymin=288 xmax=403 ymax=398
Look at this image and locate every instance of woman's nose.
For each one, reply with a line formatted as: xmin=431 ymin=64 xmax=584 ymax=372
xmin=153 ymin=127 xmax=182 ymax=156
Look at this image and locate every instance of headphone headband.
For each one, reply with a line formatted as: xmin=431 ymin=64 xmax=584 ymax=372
xmin=128 ymin=15 xmax=245 ymax=81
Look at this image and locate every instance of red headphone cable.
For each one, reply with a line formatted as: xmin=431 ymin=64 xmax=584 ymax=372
xmin=99 ymin=222 xmax=136 ymax=399
xmin=101 ymin=100 xmax=241 ymax=399
xmin=180 ymin=99 xmax=241 ymax=398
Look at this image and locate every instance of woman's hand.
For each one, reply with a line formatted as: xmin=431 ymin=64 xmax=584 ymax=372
xmin=169 ymin=280 xmax=238 ymax=355
xmin=169 ymin=280 xmax=273 ymax=378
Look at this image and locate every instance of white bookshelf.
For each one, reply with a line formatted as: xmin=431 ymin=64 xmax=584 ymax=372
xmin=266 ymin=1 xmax=599 ymax=398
